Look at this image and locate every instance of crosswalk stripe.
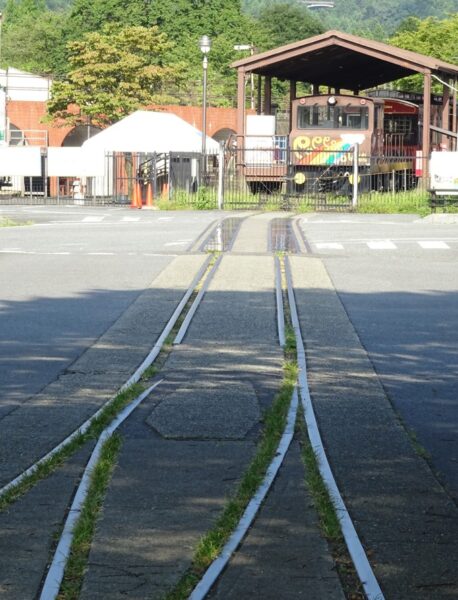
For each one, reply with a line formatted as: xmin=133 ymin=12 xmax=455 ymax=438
xmin=82 ymin=216 xmax=105 ymax=222
xmin=418 ymin=241 xmax=450 ymax=249
xmin=367 ymin=241 xmax=397 ymax=250
xmin=315 ymin=242 xmax=344 ymax=250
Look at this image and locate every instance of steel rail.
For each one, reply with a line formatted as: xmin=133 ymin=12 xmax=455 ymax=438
xmin=0 ymin=254 xmax=212 ymax=500
xmin=187 ymin=254 xmax=293 ymax=598
xmin=39 ymin=379 xmax=164 ymax=600
xmin=275 ymin=255 xmax=286 ymax=346
xmin=285 ymin=256 xmax=385 ymax=600
xmin=189 ymin=387 xmax=298 ymax=600
xmin=173 ymin=255 xmax=223 ymax=344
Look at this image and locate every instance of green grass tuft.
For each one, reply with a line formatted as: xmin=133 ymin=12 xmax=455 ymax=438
xmin=0 ymin=217 xmax=33 ymax=227
xmin=164 ymin=360 xmax=298 ymax=600
xmin=0 ymin=383 xmax=142 ymax=512
xmin=57 ymin=434 xmax=122 ymax=600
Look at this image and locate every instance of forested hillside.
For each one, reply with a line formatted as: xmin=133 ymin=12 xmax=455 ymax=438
xmin=243 ymin=0 xmax=458 ymax=36
xmin=1 ymin=0 xmax=457 ymax=124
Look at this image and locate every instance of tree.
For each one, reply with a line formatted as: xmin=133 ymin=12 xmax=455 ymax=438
xmin=389 ymin=14 xmax=458 ymax=91
xmin=1 ymin=10 xmax=68 ymax=73
xmin=257 ymin=2 xmax=324 ymax=48
xmin=46 ymin=24 xmax=185 ymax=126
xmin=67 ymin=0 xmax=148 ymax=38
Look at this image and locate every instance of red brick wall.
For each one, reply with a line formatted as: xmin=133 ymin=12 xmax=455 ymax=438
xmin=7 ymin=100 xmax=72 ymax=146
xmin=7 ymin=101 xmax=240 ymax=146
xmin=147 ymin=105 xmax=238 ymax=137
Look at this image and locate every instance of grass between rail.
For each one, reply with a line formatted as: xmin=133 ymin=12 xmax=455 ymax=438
xmin=56 ymin=433 xmax=122 ymax=600
xmin=0 ymin=217 xmax=33 ymax=227
xmin=0 ymin=382 xmax=143 ymax=512
xmin=298 ymin=413 xmax=364 ymax=599
xmin=164 ymin=359 xmax=298 ymax=600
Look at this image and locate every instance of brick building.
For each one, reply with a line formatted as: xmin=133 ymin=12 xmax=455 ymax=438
xmin=0 ymin=68 xmax=238 ymax=148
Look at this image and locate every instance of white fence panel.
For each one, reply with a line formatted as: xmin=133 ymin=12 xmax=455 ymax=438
xmin=0 ymin=147 xmax=42 ymax=176
xmin=48 ymin=147 xmax=105 ymax=177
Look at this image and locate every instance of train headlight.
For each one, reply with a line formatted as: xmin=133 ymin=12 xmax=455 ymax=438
xmin=328 ymin=96 xmax=337 ymax=106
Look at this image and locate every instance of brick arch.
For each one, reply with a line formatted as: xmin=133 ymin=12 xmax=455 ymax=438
xmin=8 ymin=122 xmax=26 ymax=146
xmin=212 ymin=127 xmax=236 ymax=143
xmin=62 ymin=124 xmax=102 ymax=147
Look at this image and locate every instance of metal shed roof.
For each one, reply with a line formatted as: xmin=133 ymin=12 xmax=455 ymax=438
xmin=231 ymin=30 xmax=458 ymax=91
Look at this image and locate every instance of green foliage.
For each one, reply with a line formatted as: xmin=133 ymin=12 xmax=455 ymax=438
xmin=257 ymin=1 xmax=324 ymax=48
xmin=67 ymin=0 xmax=148 ymax=38
xmin=1 ymin=8 xmax=68 ymax=73
xmin=46 ymin=24 xmax=185 ymax=126
xmin=389 ymin=14 xmax=458 ymax=92
xmin=245 ymin=0 xmax=458 ymax=38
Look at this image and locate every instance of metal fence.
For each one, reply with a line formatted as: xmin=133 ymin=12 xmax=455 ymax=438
xmin=0 ymin=146 xmax=429 ymax=211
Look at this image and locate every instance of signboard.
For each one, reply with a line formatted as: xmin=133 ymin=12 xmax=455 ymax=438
xmin=245 ymin=115 xmax=276 ymax=165
xmin=429 ymin=151 xmax=458 ymax=194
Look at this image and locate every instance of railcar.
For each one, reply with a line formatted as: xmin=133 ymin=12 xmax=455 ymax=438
xmin=288 ymin=92 xmax=423 ymax=193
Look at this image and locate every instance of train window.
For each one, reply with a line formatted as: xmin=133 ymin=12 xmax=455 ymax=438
xmin=297 ymin=105 xmax=369 ymax=129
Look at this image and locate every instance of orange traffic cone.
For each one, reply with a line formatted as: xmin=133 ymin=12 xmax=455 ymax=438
xmin=136 ymin=182 xmax=143 ymax=209
xmin=144 ymin=182 xmax=154 ymax=209
xmin=162 ymin=182 xmax=169 ymax=199
xmin=130 ymin=182 xmax=138 ymax=208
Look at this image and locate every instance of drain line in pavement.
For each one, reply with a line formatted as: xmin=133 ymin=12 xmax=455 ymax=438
xmin=285 ymin=256 xmax=384 ymax=600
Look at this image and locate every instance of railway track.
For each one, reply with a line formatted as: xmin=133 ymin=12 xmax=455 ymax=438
xmin=1 ymin=213 xmax=457 ymax=599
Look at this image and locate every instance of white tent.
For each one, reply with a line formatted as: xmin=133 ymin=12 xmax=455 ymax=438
xmin=82 ymin=110 xmax=220 ymax=154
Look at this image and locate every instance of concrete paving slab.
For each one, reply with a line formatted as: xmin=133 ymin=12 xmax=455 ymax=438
xmin=0 ymin=254 xmax=208 ymax=488
xmin=289 ymin=255 xmax=458 ymax=599
xmin=80 ymin=252 xmax=285 ymax=598
xmin=148 ymin=381 xmax=260 ymax=439
xmin=231 ymin=213 xmax=288 ymax=254
xmin=184 ymin=254 xmax=279 ymax=345
xmin=0 ymin=444 xmax=94 ymax=599
xmin=80 ymin=409 xmax=256 ymax=600
xmin=208 ymin=441 xmax=345 ymax=600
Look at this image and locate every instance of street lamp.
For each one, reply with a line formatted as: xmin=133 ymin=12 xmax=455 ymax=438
xmin=199 ymin=35 xmax=211 ymax=179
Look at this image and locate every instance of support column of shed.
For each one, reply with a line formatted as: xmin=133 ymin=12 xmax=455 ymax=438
xmin=289 ymin=81 xmax=296 ymax=132
xmin=441 ymin=77 xmax=451 ymax=150
xmin=453 ymin=78 xmax=457 ymax=151
xmin=422 ymin=71 xmax=431 ymax=184
xmin=236 ymin=67 xmax=246 ymax=146
xmin=264 ymin=76 xmax=272 ymax=115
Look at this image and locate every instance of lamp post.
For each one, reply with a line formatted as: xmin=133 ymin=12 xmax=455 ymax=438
xmin=199 ymin=35 xmax=211 ymax=180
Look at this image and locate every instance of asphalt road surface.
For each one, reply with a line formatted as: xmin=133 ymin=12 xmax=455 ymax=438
xmin=299 ymin=213 xmax=458 ymax=502
xmin=0 ymin=207 xmax=217 ymax=418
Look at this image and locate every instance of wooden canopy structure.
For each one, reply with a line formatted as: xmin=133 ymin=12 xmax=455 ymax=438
xmin=232 ymin=30 xmax=458 ymax=164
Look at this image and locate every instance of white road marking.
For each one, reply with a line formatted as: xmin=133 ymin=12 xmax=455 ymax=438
xmin=158 ymin=217 xmax=174 ymax=221
xmin=418 ymin=241 xmax=450 ymax=249
xmin=315 ymin=242 xmax=344 ymax=250
xmin=164 ymin=240 xmax=192 ymax=247
xmin=367 ymin=240 xmax=397 ymax=250
xmin=87 ymin=252 xmax=115 ymax=256
xmin=122 ymin=216 xmax=140 ymax=222
xmin=0 ymin=250 xmax=71 ymax=255
xmin=82 ymin=216 xmax=105 ymax=222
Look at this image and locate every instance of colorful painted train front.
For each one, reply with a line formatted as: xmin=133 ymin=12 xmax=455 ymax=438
xmin=288 ymin=93 xmax=419 ymax=191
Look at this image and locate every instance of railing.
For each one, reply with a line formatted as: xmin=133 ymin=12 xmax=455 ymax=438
xmin=0 ymin=147 xmax=430 ymax=212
